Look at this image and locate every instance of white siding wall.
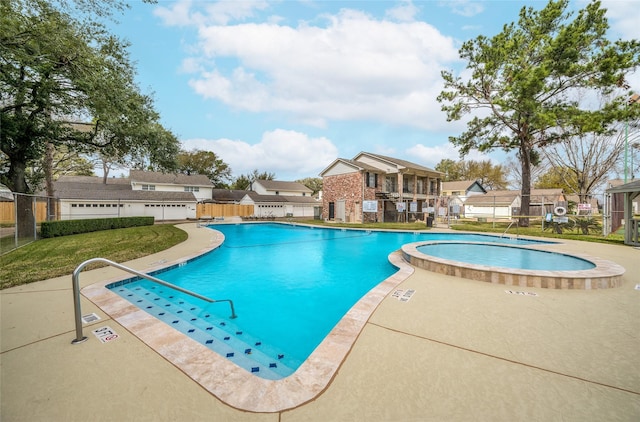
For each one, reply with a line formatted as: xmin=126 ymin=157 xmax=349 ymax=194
xmin=60 ymin=200 xmax=196 ymax=220
xmin=464 ymin=205 xmax=513 ymax=219
xmin=320 ymin=162 xmax=360 ymax=177
xmin=131 ymin=182 xmax=212 ymax=201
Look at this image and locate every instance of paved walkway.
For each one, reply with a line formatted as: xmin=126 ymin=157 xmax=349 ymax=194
xmin=1 ymin=223 xmax=639 ymax=421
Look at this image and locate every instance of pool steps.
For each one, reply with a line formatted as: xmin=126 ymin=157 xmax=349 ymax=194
xmin=111 ymin=282 xmax=298 ymax=379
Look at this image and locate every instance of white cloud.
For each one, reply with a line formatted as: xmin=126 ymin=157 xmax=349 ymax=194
xmin=441 ymin=0 xmax=484 ymax=18
xmin=181 ymin=129 xmax=339 ymax=179
xmin=385 ymin=0 xmax=420 ymax=22
xmin=179 ymin=7 xmax=458 ymax=131
xmin=597 ymin=0 xmax=640 ymax=41
xmin=154 ymin=0 xmax=270 ymax=27
xmin=406 ymin=142 xmax=494 ymax=168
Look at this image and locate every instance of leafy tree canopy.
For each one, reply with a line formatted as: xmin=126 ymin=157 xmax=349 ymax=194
xmin=176 ymin=149 xmax=232 ymax=188
xmin=534 ymin=166 xmax=579 ymax=192
xmin=438 ymin=0 xmax=640 ymax=225
xmin=435 ymin=159 xmax=508 ymax=190
xmin=230 ymin=170 xmax=276 ymax=190
xmin=0 ymin=0 xmax=179 ymax=193
xmin=296 ymin=177 xmax=323 ymax=196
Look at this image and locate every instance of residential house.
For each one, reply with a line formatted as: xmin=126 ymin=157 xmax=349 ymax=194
xmin=464 ymin=190 xmax=521 ymax=220
xmin=463 ymin=188 xmax=565 ymax=220
xmin=205 ymin=182 xmax=320 ymax=219
xmin=129 ymin=170 xmax=213 ymax=202
xmin=319 ymin=152 xmax=443 ymax=223
xmin=52 ymin=170 xmax=214 ymax=221
xmin=241 ymin=180 xmax=319 ymax=218
xmin=441 ymin=180 xmax=486 ymax=218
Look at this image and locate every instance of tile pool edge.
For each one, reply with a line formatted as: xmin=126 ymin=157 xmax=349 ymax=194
xmin=401 ymin=241 xmax=625 ymax=289
xmin=81 ymin=230 xmax=415 ymax=413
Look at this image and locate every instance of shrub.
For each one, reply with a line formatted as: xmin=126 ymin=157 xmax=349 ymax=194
xmin=40 ymin=217 xmax=154 ymax=238
xmin=572 ymin=217 xmax=601 ymax=235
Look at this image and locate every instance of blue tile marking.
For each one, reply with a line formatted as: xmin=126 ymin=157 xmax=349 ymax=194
xmin=107 ymin=280 xmax=299 ymax=380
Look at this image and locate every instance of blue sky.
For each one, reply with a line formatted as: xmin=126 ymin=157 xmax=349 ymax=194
xmin=107 ymin=0 xmax=640 ymax=181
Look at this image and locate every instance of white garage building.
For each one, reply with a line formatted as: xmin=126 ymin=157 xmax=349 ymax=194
xmin=53 ymin=171 xmax=213 ymax=221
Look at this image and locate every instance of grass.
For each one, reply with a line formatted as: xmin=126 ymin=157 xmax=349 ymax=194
xmin=296 ymin=218 xmax=625 ymax=244
xmin=0 ymin=224 xmax=187 ymax=289
xmin=447 ymin=221 xmax=625 ymax=244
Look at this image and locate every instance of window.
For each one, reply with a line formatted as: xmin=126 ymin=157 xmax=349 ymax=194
xmin=416 ymin=178 xmax=426 ymax=194
xmin=385 ymin=176 xmax=397 ymax=193
xmin=366 ymin=172 xmax=377 ymax=188
xmin=429 ymin=180 xmax=438 ymax=195
xmin=141 ymin=184 xmax=155 ymax=191
xmin=184 ymin=186 xmax=199 ymax=192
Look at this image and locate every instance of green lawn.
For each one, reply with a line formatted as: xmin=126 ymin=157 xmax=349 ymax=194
xmin=296 ymin=218 xmax=624 ymax=244
xmin=447 ymin=220 xmax=625 ymax=244
xmin=0 ymin=224 xmax=187 ymax=289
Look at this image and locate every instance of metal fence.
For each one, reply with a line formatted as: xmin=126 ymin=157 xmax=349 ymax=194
xmin=0 ymin=193 xmax=58 ymax=254
xmin=375 ymin=192 xmax=629 ymax=235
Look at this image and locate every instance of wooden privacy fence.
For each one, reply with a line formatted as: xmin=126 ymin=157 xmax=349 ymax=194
xmin=196 ymin=203 xmax=254 ymax=219
xmin=0 ymin=200 xmax=51 ymax=224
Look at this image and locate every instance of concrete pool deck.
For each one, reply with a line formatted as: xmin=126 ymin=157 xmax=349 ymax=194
xmin=1 ymin=223 xmax=639 ymax=421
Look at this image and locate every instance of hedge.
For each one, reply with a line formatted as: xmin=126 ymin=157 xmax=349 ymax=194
xmin=40 ymin=217 xmax=155 ymax=238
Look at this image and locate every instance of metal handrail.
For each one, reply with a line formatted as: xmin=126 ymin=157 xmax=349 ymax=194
xmin=501 ymin=220 xmax=519 ymax=238
xmin=71 ymin=257 xmax=237 ymax=344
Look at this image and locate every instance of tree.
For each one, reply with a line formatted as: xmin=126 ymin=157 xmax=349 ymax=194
xmin=230 ymin=170 xmax=276 ymax=190
xmin=296 ymin=177 xmax=323 ymax=196
xmin=31 ymin=143 xmax=95 ymax=196
xmin=435 ymin=159 xmax=508 ymax=189
xmin=1 ymin=0 xmax=179 ymax=234
xmin=435 ymin=159 xmax=463 ymax=182
xmin=1 ymin=0 xmax=180 ymax=191
xmin=534 ymin=166 xmax=579 ymax=192
xmin=539 ymin=121 xmax=633 ymax=201
xmin=177 ymin=149 xmax=232 ymax=188
xmin=438 ymin=0 xmax=640 ymax=226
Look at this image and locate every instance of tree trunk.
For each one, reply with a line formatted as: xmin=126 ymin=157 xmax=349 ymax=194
xmin=519 ymin=143 xmax=531 ymax=227
xmin=44 ymin=142 xmax=55 ymax=197
xmin=102 ymin=161 xmax=110 ymax=184
xmin=8 ymin=158 xmax=36 ymax=239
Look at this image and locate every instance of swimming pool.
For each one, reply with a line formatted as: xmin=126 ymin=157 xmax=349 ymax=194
xmin=107 ymin=223 xmax=550 ymax=379
xmin=417 ymin=242 xmax=595 ymax=270
xmin=403 ymin=241 xmax=624 ymax=289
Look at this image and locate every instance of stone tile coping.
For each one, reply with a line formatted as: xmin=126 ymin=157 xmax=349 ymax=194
xmin=401 ymin=241 xmax=625 ymax=289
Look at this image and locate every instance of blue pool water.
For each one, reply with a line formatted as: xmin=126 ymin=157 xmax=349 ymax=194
xmin=417 ymin=242 xmax=595 ymax=270
xmin=109 ymin=224 xmax=550 ymax=379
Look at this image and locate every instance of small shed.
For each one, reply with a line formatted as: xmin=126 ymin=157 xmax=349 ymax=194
xmin=606 ymin=179 xmax=640 ymax=246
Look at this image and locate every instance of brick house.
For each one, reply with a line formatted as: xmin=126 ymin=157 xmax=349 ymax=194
xmin=319 ymin=152 xmax=443 ymax=223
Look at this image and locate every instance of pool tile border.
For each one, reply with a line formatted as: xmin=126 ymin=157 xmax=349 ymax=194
xmin=82 ymin=230 xmax=414 ymax=413
xmin=401 ymin=241 xmax=625 ymax=289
